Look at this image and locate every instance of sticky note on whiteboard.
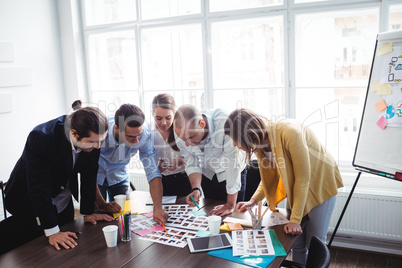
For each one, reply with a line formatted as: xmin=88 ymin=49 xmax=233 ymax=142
xmin=376 ymin=116 xmax=388 ymax=129
xmin=375 ymin=99 xmax=387 ymax=113
xmin=377 ymin=43 xmax=393 ymax=56
xmin=0 ymin=92 xmax=13 ymax=113
xmin=370 ymin=81 xmax=380 ymax=92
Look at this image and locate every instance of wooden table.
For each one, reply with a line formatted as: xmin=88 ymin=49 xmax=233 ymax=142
xmin=0 ymin=191 xmax=297 ymax=267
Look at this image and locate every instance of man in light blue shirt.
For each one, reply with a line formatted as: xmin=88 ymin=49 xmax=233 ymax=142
xmin=97 ymin=104 xmax=168 ymax=224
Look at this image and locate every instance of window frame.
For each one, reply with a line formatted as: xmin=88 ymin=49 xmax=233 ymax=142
xmin=71 ymin=0 xmax=402 ymax=192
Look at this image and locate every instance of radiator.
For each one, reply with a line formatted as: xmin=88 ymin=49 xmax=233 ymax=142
xmin=328 ymin=189 xmax=402 ymax=243
xmin=130 ymin=172 xmax=149 ymax=192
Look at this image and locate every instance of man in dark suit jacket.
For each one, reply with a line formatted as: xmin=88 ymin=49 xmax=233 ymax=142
xmin=3 ymin=104 xmax=114 ymax=253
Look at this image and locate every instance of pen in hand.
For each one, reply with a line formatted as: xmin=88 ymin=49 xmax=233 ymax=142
xmin=190 ymin=195 xmax=200 ymax=210
xmin=162 ymin=223 xmax=168 ymax=233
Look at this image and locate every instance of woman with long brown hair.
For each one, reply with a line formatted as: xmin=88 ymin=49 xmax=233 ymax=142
xmin=150 ymin=93 xmax=192 ymax=196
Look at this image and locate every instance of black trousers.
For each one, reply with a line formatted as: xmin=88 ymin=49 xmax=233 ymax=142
xmin=0 ymin=198 xmax=75 ymax=255
xmin=162 ymin=172 xmax=192 ymax=197
xmin=201 ymin=169 xmax=247 ymax=202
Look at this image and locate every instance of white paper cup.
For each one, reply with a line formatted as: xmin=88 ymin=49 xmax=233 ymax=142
xmin=208 ymin=215 xmax=222 ymax=235
xmin=114 ymin=194 xmax=126 ymax=211
xmin=102 ymin=225 xmax=118 ymax=247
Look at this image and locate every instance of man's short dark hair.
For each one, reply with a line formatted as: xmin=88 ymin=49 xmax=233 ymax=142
xmin=114 ymin=104 xmax=145 ymax=130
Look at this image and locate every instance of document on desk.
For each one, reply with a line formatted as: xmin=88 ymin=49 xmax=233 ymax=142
xmin=232 ymin=230 xmax=275 ymax=256
xmin=146 ymin=195 xmax=177 ymax=205
xmin=138 ymin=227 xmax=198 ymax=248
xmin=224 ymin=211 xmax=289 ymax=228
xmin=165 ymin=213 xmax=209 ymax=231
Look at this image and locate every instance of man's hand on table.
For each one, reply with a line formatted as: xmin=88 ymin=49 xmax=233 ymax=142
xmin=84 ymin=213 xmax=114 ymax=224
xmin=208 ymin=203 xmax=234 ymax=217
xmin=98 ymin=201 xmax=121 ymax=213
xmin=49 ymin=231 xmax=78 ymax=250
xmin=153 ymin=207 xmax=169 ymax=225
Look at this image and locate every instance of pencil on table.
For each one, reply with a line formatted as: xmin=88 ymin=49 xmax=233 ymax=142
xmin=162 ymin=223 xmax=168 ymax=233
xmin=258 ymin=201 xmax=262 ymax=219
xmin=261 ymin=206 xmax=269 ymax=218
xmin=247 ymin=207 xmax=255 ymax=219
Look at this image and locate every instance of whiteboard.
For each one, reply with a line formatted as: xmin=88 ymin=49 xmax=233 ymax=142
xmin=353 ymin=29 xmax=402 ymax=179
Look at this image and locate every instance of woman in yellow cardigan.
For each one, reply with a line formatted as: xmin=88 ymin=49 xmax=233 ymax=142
xmin=224 ymin=108 xmax=343 ymax=264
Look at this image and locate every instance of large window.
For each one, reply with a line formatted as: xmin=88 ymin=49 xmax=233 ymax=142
xmin=211 ymin=16 xmax=285 ymax=116
xmin=389 ymin=3 xmax=402 ymax=30
xmin=80 ymin=0 xmax=401 ymax=188
xmin=295 ymin=7 xmax=379 ymax=167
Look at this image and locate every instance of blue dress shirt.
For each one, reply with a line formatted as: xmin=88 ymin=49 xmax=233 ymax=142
xmin=97 ymin=118 xmax=161 ymax=186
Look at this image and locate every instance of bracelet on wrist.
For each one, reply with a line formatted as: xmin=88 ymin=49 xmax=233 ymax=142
xmin=192 ymin=187 xmax=201 ymax=193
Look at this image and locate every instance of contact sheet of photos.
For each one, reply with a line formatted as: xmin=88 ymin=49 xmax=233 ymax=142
xmin=129 ymin=205 xmax=209 ymax=248
xmin=130 ymin=214 xmax=159 ymax=233
xmin=164 ymin=214 xmax=209 ymax=231
xmin=162 ymin=204 xmax=196 ymax=216
xmin=232 ymin=230 xmax=275 ymax=256
xmin=138 ymin=227 xmax=198 ymax=248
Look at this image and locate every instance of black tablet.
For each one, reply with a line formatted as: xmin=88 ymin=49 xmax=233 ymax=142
xmin=187 ymin=233 xmax=232 ymax=253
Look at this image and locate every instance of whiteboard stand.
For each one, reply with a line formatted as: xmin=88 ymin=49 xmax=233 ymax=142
xmin=327 ymin=171 xmax=362 ymax=248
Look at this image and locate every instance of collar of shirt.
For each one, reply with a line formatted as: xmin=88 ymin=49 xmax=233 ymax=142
xmin=70 ymin=135 xmax=82 ymax=154
xmin=70 ymin=136 xmax=82 ymax=168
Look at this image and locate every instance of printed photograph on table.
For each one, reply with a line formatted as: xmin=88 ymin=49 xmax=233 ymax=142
xmin=165 ymin=214 xmax=209 ymax=231
xmin=162 ymin=204 xmax=196 ymax=216
xmin=232 ymin=230 xmax=275 ymax=256
xmin=266 ymin=212 xmax=290 ymax=227
xmin=130 ymin=214 xmax=159 ymax=233
xmin=139 ymin=227 xmax=198 ymax=248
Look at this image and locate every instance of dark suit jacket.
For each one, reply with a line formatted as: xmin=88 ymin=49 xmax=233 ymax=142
xmin=5 ymin=116 xmax=99 ymax=230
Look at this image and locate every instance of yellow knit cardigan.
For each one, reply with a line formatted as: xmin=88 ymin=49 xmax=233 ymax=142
xmin=251 ymin=119 xmax=344 ymax=224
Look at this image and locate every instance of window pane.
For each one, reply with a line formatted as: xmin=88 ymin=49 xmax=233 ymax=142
xmin=141 ymin=24 xmax=204 ymax=90
xmin=214 ymin=88 xmax=284 ymax=117
xmin=91 ymin=91 xmax=140 ymax=117
xmin=88 ymin=30 xmax=137 ymax=92
xmin=210 ymin=0 xmax=283 ymax=12
xmin=84 ymin=0 xmax=136 ymax=26
xmin=296 ymin=8 xmax=379 ymax=87
xmin=140 ymin=0 xmax=201 ymax=20
xmin=295 ymin=87 xmax=366 ymax=163
xmin=389 ymin=3 xmax=402 ymax=31
xmin=211 ymin=16 xmax=284 ymax=89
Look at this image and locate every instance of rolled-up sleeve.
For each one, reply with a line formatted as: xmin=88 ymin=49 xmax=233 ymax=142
xmin=139 ymin=133 xmax=161 ymax=183
xmin=217 ymin=135 xmax=245 ymax=195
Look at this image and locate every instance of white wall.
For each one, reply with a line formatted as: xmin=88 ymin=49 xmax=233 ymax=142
xmin=0 ymin=0 xmax=67 ymax=181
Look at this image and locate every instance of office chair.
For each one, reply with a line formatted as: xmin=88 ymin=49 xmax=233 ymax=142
xmin=281 ymin=236 xmax=331 ymax=268
xmin=0 ymin=180 xmax=7 ymax=219
xmin=130 ymin=181 xmax=135 ymax=191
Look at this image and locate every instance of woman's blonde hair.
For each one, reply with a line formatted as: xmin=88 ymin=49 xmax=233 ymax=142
xmin=224 ymin=108 xmax=269 ymax=163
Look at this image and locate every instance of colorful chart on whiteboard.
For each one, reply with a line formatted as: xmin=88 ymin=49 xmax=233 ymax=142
xmin=372 ymin=43 xmax=402 ymax=129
